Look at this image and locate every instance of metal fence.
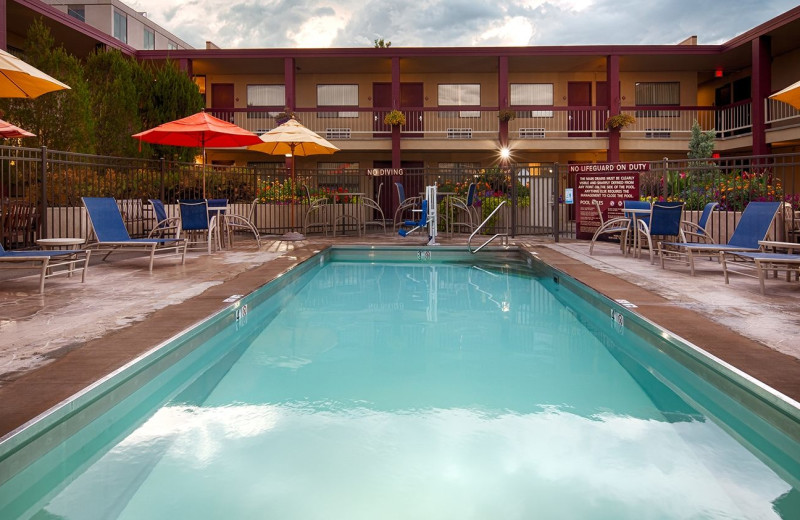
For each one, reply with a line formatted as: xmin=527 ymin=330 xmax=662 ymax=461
xmin=2 ymin=145 xmax=799 ymax=247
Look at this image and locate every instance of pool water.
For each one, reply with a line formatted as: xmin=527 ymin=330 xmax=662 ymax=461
xmin=1 ymin=250 xmax=799 ymax=519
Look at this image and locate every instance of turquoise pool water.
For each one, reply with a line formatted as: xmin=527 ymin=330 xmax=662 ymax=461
xmin=1 ymin=247 xmax=798 ymax=519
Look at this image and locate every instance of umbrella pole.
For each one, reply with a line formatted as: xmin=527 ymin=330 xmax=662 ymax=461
xmin=281 ymin=143 xmax=304 ymax=241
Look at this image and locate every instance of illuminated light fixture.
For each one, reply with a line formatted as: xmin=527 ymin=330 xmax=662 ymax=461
xmin=714 ymin=68 xmax=723 ymax=78
xmin=712 ymin=152 xmax=720 ymax=158
xmin=285 ymin=153 xmax=292 ymax=157
xmin=500 ymin=147 xmax=511 ymax=160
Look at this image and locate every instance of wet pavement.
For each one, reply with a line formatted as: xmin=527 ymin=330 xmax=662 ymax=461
xmin=1 ymin=233 xmax=798 ymax=436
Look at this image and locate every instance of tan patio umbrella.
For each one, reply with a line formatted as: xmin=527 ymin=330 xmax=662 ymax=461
xmin=0 ymin=48 xmax=70 ymax=98
xmin=0 ymin=118 xmax=35 ymax=138
xmin=770 ymin=79 xmax=800 ymax=109
xmin=247 ymin=118 xmax=339 ymax=240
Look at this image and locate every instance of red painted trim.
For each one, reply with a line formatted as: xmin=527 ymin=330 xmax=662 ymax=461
xmin=0 ymin=0 xmax=7 ymax=50
xmin=751 ymin=36 xmax=771 ymax=155
xmin=721 ymin=5 xmax=800 ymax=51
xmin=14 ymin=0 xmax=136 ymax=56
xmin=284 ymin=57 xmax=295 ymax=110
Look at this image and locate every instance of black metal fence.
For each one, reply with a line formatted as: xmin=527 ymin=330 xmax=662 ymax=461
xmin=2 ymin=145 xmax=799 ymax=247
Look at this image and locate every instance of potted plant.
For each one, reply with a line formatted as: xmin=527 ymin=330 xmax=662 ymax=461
xmin=383 ymin=109 xmax=406 ymax=127
xmin=275 ymin=108 xmax=297 ymax=125
xmin=498 ymin=109 xmax=516 ymax=122
xmin=605 ymin=113 xmax=636 ymax=130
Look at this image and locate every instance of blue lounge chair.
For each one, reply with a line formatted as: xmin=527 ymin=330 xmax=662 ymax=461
xmin=658 ymin=201 xmax=782 ymax=275
xmin=397 ymin=199 xmax=429 ymax=237
xmin=82 ymin=197 xmax=187 ymax=272
xmin=0 ymin=243 xmax=89 ymax=293
xmin=147 ymin=199 xmax=180 ymax=238
xmin=721 ymin=248 xmax=800 ymax=294
xmin=682 ymin=202 xmax=718 ymax=243
xmin=393 ymin=182 xmax=422 ymax=230
xmin=589 ymin=200 xmax=632 ymax=257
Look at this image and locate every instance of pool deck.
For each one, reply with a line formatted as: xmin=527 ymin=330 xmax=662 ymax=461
xmin=1 ymin=234 xmax=799 ymax=437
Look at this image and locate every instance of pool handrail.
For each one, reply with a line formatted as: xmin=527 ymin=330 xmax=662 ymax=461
xmin=468 ymin=200 xmax=509 ymax=253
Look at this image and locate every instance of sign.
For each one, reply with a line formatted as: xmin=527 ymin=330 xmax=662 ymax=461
xmin=573 ymin=162 xmax=643 ymax=240
xmin=366 ymin=168 xmax=404 ymax=176
xmin=564 ymin=188 xmax=574 ymax=204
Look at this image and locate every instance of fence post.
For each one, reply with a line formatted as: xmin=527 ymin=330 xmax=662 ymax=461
xmin=510 ymin=166 xmax=517 ymax=237
xmin=662 ymin=157 xmax=669 ymax=200
xmin=553 ymin=162 xmax=560 ymax=242
xmin=40 ymin=146 xmax=48 ymax=240
xmin=159 ymin=157 xmax=166 ymax=202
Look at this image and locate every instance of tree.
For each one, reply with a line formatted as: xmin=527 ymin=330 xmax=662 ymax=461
xmin=374 ymin=38 xmax=392 ymax=48
xmin=135 ymin=60 xmax=204 ymax=161
xmin=85 ymin=48 xmax=141 ymax=157
xmin=0 ymin=18 xmax=94 ymax=153
xmin=688 ymin=120 xmax=715 ymax=160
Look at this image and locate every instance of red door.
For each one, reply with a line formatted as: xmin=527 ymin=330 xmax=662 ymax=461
xmin=211 ymin=83 xmax=235 ymax=122
xmin=400 ymin=83 xmax=424 ymax=137
xmin=568 ymin=82 xmax=592 ymax=137
xmin=596 ymin=81 xmax=608 ymax=136
xmin=373 ymin=83 xmax=392 ymax=138
xmin=373 ymin=83 xmax=424 ymax=137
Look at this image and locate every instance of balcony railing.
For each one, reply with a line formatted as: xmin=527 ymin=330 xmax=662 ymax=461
xmin=206 ymin=104 xmax=778 ymax=142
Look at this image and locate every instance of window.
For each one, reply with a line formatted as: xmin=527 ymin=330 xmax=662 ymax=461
xmin=67 ymin=5 xmax=85 ymax=22
xmin=510 ymin=83 xmax=554 ymax=117
xmin=167 ymin=41 xmax=177 ymax=50
xmin=635 ymin=82 xmax=679 ymax=117
xmin=317 ymin=85 xmax=358 ymax=118
xmin=247 ymin=85 xmax=285 ymax=115
xmin=438 ymin=84 xmax=480 ymax=117
xmin=113 ymin=10 xmax=127 ymax=43
xmin=438 ymin=162 xmax=481 ymax=174
xmin=143 ymin=28 xmax=155 ymax=50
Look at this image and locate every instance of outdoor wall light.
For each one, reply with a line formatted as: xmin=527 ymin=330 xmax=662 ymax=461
xmin=500 ymin=147 xmax=511 ymax=160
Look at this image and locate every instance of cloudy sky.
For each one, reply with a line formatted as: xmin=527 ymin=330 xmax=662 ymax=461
xmin=127 ymin=0 xmax=798 ymax=49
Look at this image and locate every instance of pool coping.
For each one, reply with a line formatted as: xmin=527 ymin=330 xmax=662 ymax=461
xmin=1 ymin=240 xmax=799 ymax=440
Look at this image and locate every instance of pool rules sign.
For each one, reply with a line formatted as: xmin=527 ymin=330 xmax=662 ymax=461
xmin=571 ymin=162 xmax=648 ymax=240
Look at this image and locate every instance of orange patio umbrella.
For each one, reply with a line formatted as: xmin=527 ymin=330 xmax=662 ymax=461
xmin=770 ymin=79 xmax=800 ymax=110
xmin=133 ymin=111 xmax=262 ymax=197
xmin=247 ymin=117 xmax=339 ymax=239
xmin=0 ymin=118 xmax=35 ymax=138
xmin=0 ymin=48 xmax=70 ymax=98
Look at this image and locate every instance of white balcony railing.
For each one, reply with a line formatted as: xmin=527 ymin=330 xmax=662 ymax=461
xmin=766 ymin=98 xmax=800 ymax=128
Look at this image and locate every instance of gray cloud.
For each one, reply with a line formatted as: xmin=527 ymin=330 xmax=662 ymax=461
xmin=131 ymin=0 xmax=799 ymax=49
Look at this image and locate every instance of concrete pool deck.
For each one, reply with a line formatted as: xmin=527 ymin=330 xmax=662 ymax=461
xmin=1 ymin=234 xmax=799 ymax=437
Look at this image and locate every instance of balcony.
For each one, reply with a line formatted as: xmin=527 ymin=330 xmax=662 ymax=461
xmin=205 ymin=102 xmax=800 ymax=147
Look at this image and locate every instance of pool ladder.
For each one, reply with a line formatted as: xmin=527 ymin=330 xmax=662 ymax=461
xmin=468 ymin=200 xmax=509 ymax=254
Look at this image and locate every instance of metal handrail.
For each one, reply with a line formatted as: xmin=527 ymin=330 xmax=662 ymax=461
xmin=468 ymin=201 xmax=509 ymax=253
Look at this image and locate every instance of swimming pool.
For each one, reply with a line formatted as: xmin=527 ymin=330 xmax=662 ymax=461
xmin=1 ymin=246 xmax=798 ymax=518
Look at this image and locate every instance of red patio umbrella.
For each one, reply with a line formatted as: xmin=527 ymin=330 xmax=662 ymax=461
xmin=132 ymin=111 xmax=262 ymax=197
xmin=0 ymin=117 xmax=35 ymax=138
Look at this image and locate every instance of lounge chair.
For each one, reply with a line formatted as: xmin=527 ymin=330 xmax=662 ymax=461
xmin=82 ymin=197 xmax=187 ymax=271
xmin=211 ymin=198 xmax=261 ymax=248
xmin=302 ymin=185 xmax=331 ymax=236
xmin=147 ymin=199 xmax=180 ymax=238
xmin=682 ymin=202 xmax=718 ymax=243
xmin=0 ymin=243 xmax=89 ymax=293
xmin=451 ymin=183 xmax=479 ymax=233
xmin=362 ymin=182 xmax=387 ymax=234
xmin=721 ymin=249 xmax=800 ymax=294
xmin=397 ymin=199 xmax=429 ymax=237
xmin=658 ymin=201 xmax=782 ymax=275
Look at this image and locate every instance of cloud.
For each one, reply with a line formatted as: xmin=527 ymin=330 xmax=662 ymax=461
xmin=128 ymin=0 xmax=799 ymax=49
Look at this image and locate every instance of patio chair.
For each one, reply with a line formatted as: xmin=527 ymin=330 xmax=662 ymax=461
xmin=147 ymin=199 xmax=180 ymax=239
xmin=658 ymin=201 xmax=782 ymax=275
xmin=393 ymin=182 xmax=422 ymax=230
xmin=213 ymin=198 xmax=261 ymax=248
xmin=589 ymin=200 xmax=631 ymax=256
xmin=451 ymin=183 xmax=479 ymax=233
xmin=302 ymin=185 xmax=331 ymax=236
xmin=362 ymin=182 xmax=387 ymax=234
xmin=82 ymin=197 xmax=187 ymax=272
xmin=178 ymin=199 xmax=219 ymax=254
xmin=633 ymin=202 xmax=685 ymax=264
xmin=0 ymin=243 xmax=90 ymax=293
xmin=397 ymin=199 xmax=430 ymax=237
xmin=681 ymin=202 xmax=718 ymax=243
